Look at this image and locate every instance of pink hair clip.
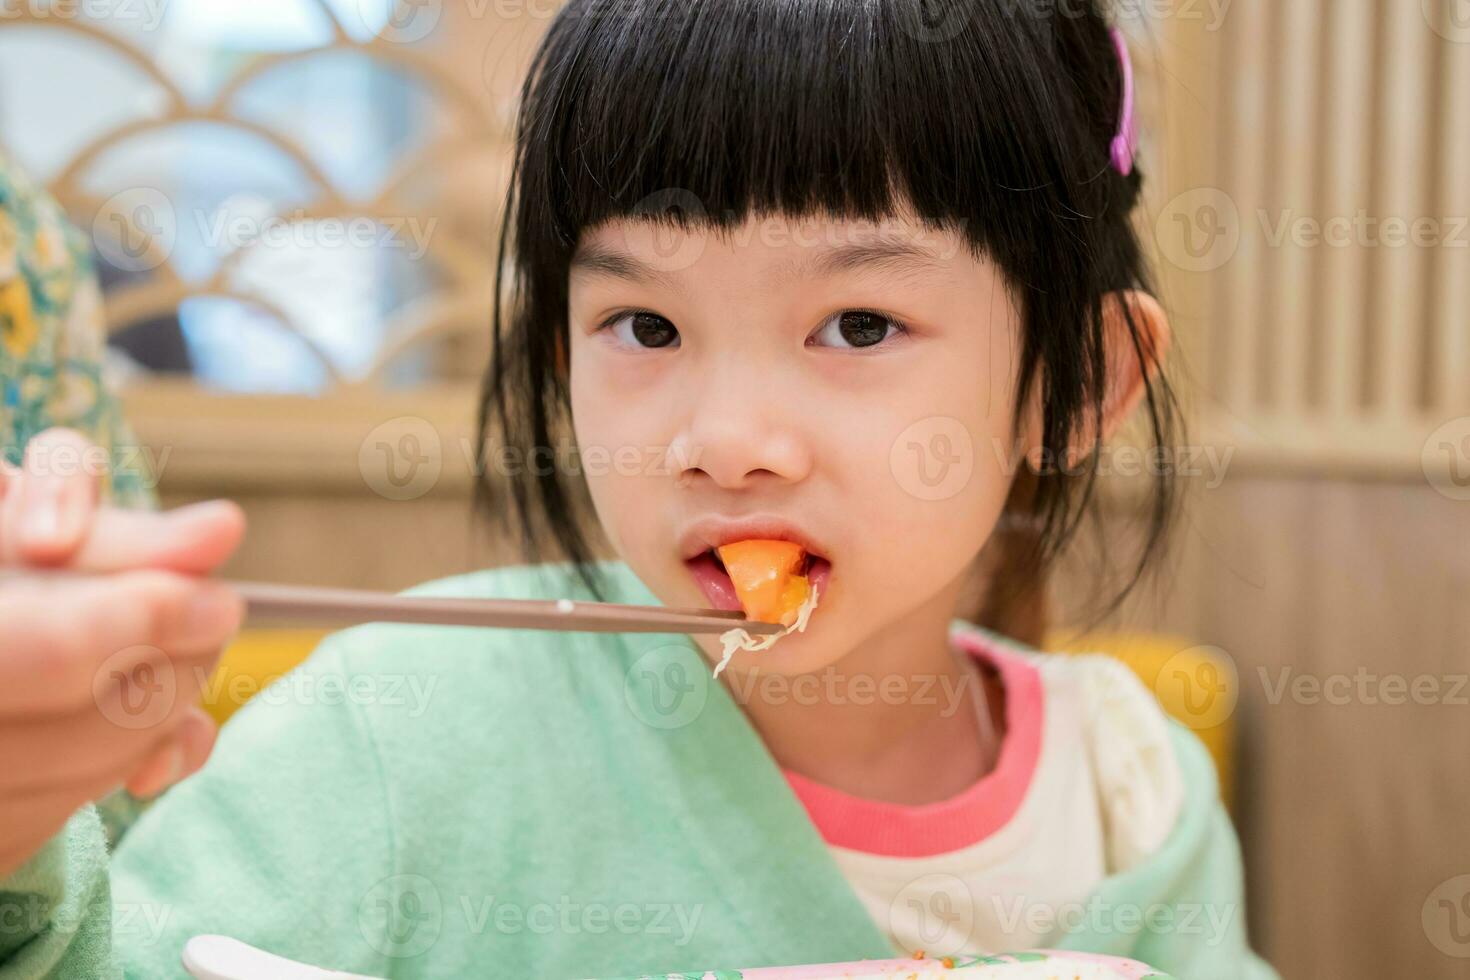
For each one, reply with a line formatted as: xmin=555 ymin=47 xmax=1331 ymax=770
xmin=1109 ymin=27 xmax=1137 ymax=176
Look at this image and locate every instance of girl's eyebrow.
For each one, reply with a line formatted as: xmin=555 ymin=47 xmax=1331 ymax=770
xmin=797 ymin=238 xmax=946 ymax=280
xmin=569 ymin=236 xmax=948 ymax=288
xmin=570 ymin=242 xmax=684 ymax=291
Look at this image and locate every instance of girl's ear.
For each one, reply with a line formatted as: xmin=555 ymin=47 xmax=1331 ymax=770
xmin=1093 ymin=289 xmax=1171 ymax=447
xmin=1018 ymin=289 xmax=1171 ymax=473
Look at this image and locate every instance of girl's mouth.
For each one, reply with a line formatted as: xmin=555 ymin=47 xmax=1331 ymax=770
xmin=684 ymin=547 xmax=832 ymax=615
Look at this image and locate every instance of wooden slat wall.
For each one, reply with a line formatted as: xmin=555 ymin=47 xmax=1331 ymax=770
xmin=1317 ymin=1 xmax=1375 ymax=417
xmin=1429 ymin=5 xmax=1470 ymax=408
xmin=1205 ymin=0 xmax=1468 ymax=465
xmin=1074 ymin=5 xmax=1470 ymax=978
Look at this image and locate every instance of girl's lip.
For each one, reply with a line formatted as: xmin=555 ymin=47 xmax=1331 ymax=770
xmin=807 ymin=556 xmax=832 ymax=600
xmin=685 ymin=551 xmax=744 ymax=611
xmin=683 ymin=551 xmax=833 ymax=612
xmin=677 ymin=515 xmax=830 ymax=563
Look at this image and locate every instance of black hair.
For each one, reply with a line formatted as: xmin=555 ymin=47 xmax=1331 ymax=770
xmin=476 ymin=0 xmax=1180 ymax=629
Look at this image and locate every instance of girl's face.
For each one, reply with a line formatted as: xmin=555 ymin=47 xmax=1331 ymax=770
xmin=568 ymin=211 xmax=1033 ymax=676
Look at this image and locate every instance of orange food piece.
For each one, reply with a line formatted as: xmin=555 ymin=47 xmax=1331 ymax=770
xmin=716 ymin=539 xmax=811 ymax=627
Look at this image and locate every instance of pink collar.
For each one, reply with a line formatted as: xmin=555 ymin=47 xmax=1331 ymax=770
xmin=782 ymin=631 xmax=1044 ymax=858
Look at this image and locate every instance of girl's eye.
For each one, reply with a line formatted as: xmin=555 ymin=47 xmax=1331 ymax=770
xmin=601 ymin=311 xmax=680 ymax=349
xmin=808 ymin=310 xmax=907 ymax=350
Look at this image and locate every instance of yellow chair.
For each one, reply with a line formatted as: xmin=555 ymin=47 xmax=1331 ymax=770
xmin=205 ymin=628 xmax=1236 ymax=810
xmin=199 ymin=630 xmax=330 ymax=727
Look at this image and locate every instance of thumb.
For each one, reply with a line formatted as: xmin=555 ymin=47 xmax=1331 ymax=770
xmin=125 ymin=707 xmax=219 ymax=799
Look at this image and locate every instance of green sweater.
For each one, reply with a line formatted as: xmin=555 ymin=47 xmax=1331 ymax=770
xmin=0 ymin=561 xmax=1273 ymax=979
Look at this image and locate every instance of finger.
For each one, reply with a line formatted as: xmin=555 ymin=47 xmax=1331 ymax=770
xmin=123 ymin=739 xmax=184 ymax=800
xmin=6 ymin=429 xmax=103 ymax=565
xmin=124 ymin=707 xmax=217 ymax=799
xmin=174 ymin=705 xmax=219 ymax=780
xmin=0 ymin=571 xmax=244 ymax=715
xmin=0 ymin=642 xmax=226 ymax=787
xmin=66 ymin=500 xmax=246 ymax=575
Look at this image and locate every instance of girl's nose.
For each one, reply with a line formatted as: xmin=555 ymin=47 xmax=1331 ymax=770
xmin=667 ymin=379 xmax=813 ymax=491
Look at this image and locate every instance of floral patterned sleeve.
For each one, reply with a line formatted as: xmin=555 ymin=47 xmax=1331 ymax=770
xmin=0 ymin=155 xmax=157 ymax=510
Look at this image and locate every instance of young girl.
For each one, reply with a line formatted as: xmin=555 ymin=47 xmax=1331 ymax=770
xmin=0 ymin=2 xmax=1274 ymax=977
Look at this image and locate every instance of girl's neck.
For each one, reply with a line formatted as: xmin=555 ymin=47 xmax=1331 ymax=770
xmin=726 ymin=578 xmax=1007 ymax=807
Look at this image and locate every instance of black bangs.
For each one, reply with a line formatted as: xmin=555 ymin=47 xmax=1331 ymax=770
xmin=518 ymin=0 xmax=1133 ymax=265
xmin=480 ymin=0 xmax=1179 ymax=631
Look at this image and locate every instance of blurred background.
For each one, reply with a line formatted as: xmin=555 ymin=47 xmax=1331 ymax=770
xmin=1 ymin=1 xmax=1467 ymax=977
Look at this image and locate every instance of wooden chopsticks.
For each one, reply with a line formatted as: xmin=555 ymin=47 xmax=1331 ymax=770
xmin=231 ymin=581 xmax=783 ymax=635
xmin=0 ymin=569 xmax=780 ymax=635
